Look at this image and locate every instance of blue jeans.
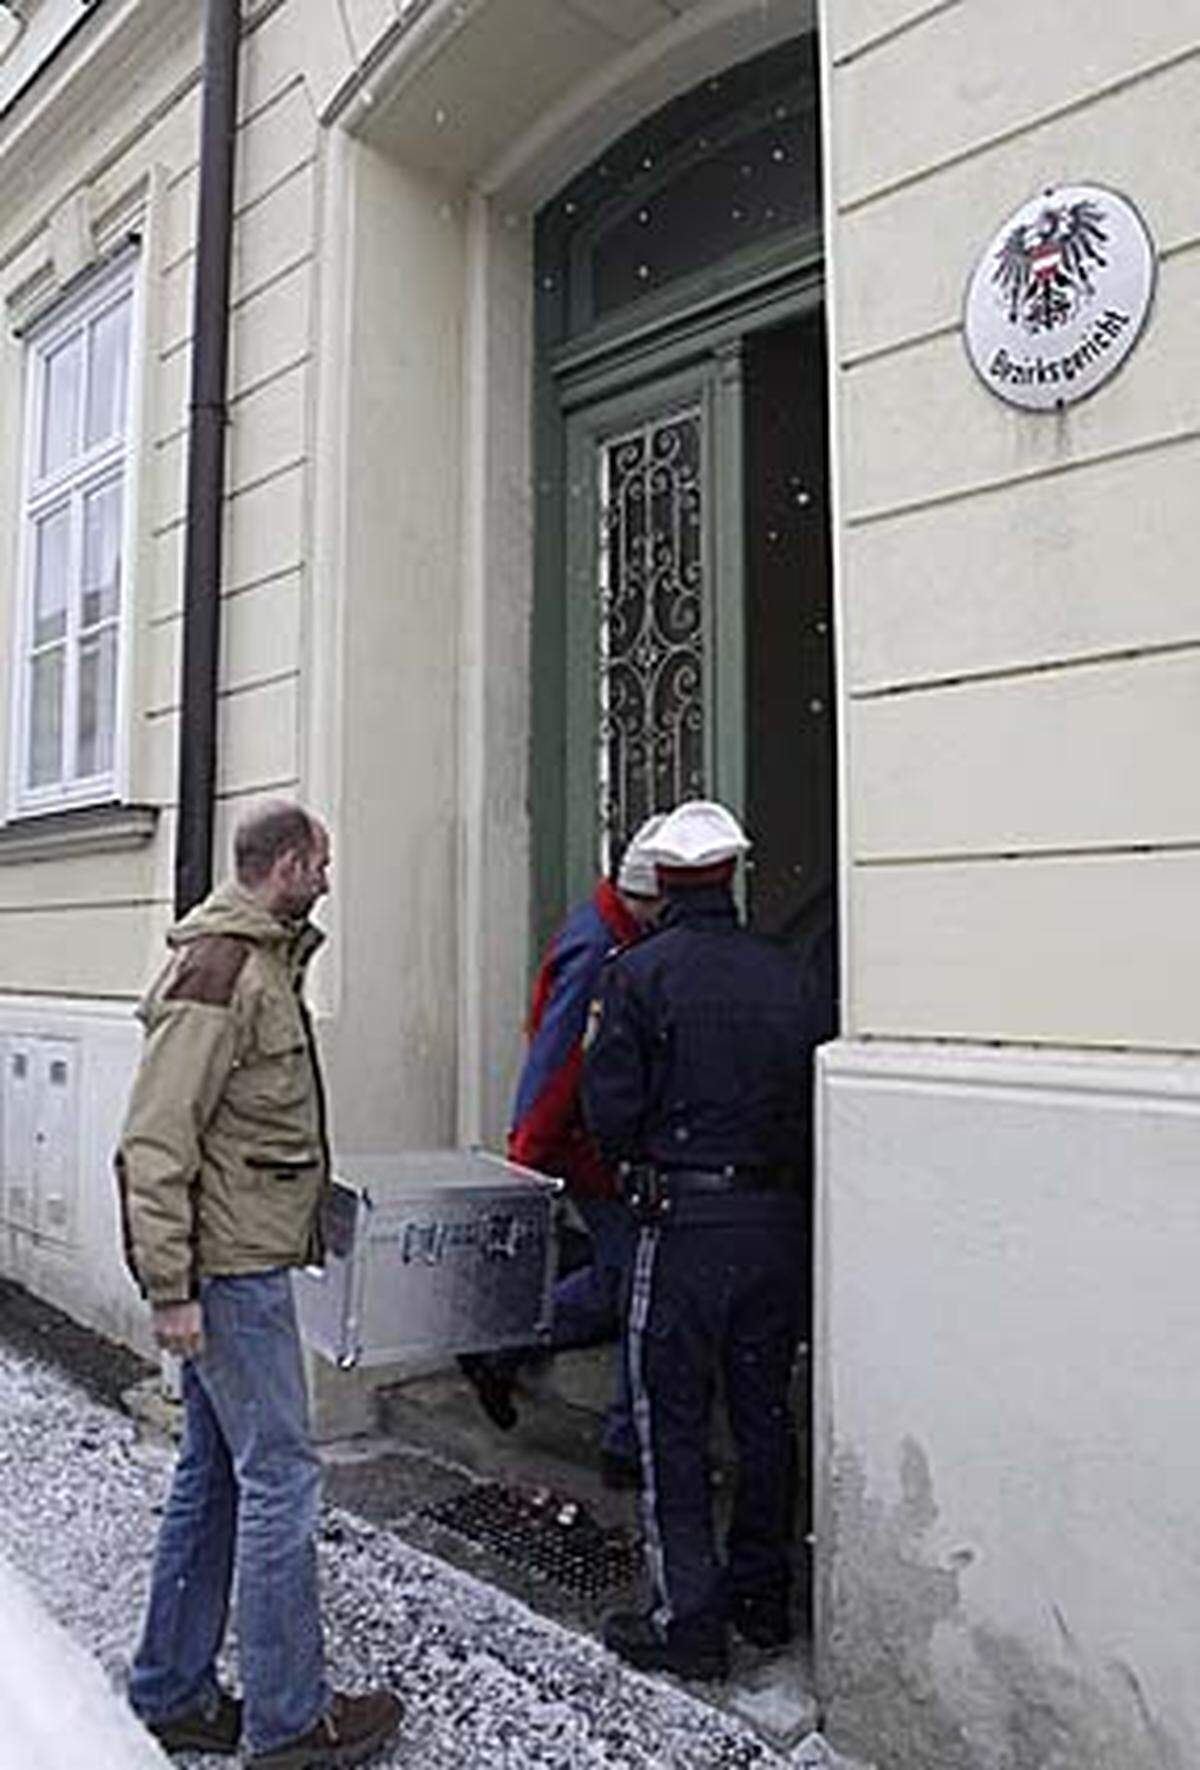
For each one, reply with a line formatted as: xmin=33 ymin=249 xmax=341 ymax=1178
xmin=551 ymin=1197 xmax=637 ymax=1461
xmin=129 ymin=1271 xmax=329 ymax=1755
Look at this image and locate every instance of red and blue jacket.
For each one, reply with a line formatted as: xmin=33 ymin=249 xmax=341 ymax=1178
xmin=507 ymin=878 xmax=642 ymax=1200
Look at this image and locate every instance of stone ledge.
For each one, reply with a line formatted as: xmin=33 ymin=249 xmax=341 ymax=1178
xmin=0 ymin=800 xmax=158 ymax=864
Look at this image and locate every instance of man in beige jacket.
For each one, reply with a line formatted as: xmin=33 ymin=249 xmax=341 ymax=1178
xmin=120 ymin=802 xmax=400 ymax=1769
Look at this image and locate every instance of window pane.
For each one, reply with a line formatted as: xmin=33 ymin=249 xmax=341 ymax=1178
xmin=40 ymin=334 xmax=82 ymax=477
xmin=33 ymin=506 xmax=70 ymax=647
xmin=82 ymin=480 xmax=123 ymax=629
xmin=591 ymin=113 xmax=820 ymax=318
xmin=76 ymin=628 xmax=117 ymax=780
xmin=28 ymin=648 xmax=65 ymax=788
xmin=84 ymin=298 xmax=131 ymax=449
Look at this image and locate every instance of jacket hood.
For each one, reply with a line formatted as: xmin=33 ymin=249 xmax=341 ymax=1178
xmin=166 ymin=880 xmax=323 ymax=955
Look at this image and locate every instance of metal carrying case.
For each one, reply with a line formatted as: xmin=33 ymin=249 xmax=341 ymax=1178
xmin=294 ymin=1150 xmax=561 ymax=1369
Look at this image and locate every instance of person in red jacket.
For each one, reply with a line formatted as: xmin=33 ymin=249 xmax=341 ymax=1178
xmin=459 ymin=816 xmax=664 ymax=1483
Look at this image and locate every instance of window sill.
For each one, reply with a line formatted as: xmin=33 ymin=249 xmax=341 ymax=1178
xmin=0 ymin=801 xmax=158 ymax=865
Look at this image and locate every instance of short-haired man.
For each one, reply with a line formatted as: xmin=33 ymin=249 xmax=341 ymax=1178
xmin=118 ymin=801 xmax=401 ymax=1767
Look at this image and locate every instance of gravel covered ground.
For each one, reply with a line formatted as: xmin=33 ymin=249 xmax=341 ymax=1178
xmin=0 ymin=1320 xmax=845 ymax=1768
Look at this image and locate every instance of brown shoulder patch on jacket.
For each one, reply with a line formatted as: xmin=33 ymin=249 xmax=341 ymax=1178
xmin=163 ymin=935 xmax=251 ymax=1007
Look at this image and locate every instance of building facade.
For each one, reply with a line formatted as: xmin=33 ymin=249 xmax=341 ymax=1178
xmin=0 ymin=1 xmax=1197 ymax=1764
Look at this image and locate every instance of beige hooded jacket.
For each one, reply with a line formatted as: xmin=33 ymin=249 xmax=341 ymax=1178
xmin=116 ymin=881 xmax=330 ymax=1304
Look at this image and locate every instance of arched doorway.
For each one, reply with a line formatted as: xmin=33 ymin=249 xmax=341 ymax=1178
xmin=530 ymin=33 xmax=836 ymax=983
xmin=529 ymin=30 xmax=837 ymax=1638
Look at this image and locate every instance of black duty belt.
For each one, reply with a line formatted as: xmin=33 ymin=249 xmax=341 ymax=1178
xmin=658 ymin=1165 xmax=796 ymax=1195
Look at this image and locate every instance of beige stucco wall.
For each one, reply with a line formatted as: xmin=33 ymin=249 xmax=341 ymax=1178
xmin=7 ymin=9 xmax=1195 ymax=1767
xmin=817 ymin=1041 xmax=1200 ymax=1770
xmin=0 ymin=0 xmax=808 ymax=1343
xmin=0 ymin=0 xmax=395 ymax=1339
xmin=818 ymin=4 xmax=1200 ymax=1766
xmin=825 ymin=0 xmax=1200 ymax=1049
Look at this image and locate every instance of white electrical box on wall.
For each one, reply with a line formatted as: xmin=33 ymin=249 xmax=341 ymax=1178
xmin=1 ymin=1037 xmax=80 ymax=1245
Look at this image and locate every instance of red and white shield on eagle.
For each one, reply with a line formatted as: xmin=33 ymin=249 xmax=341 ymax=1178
xmin=992 ymin=200 xmax=1109 ymax=335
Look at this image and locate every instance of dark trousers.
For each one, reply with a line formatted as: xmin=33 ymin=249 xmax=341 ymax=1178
xmin=549 ymin=1196 xmax=637 ymax=1459
xmin=489 ymin=1198 xmax=637 ymax=1460
xmin=627 ymin=1200 xmax=805 ymax=1630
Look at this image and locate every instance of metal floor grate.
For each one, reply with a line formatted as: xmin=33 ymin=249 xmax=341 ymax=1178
xmin=422 ymin=1481 xmax=642 ymax=1600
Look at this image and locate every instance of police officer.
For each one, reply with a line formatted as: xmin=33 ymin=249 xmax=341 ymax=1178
xmin=582 ymin=800 xmax=825 ymax=1681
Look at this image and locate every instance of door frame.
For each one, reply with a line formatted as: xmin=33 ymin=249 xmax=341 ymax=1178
xmin=536 ymin=244 xmax=825 ymax=930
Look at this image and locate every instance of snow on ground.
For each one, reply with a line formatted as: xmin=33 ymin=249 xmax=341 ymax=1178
xmin=0 ymin=1339 xmax=822 ymax=1768
xmin=0 ymin=1551 xmax=171 ymax=1770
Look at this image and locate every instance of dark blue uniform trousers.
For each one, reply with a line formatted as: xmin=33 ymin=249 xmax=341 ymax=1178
xmin=627 ymin=1197 xmax=806 ymax=1631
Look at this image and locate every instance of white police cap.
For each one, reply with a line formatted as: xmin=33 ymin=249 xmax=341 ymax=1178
xmin=616 ymin=813 xmax=668 ymax=897
xmin=646 ymin=800 xmax=750 ymax=869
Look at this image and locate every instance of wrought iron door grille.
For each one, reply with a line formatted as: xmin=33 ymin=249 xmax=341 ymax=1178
xmin=597 ymin=406 xmax=707 ymax=872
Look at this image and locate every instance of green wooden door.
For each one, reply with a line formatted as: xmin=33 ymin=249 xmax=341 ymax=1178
xmin=532 ymin=32 xmax=829 ymax=950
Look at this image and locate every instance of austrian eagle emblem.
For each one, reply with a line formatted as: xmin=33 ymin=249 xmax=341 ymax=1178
xmin=992 ymin=199 xmax=1109 ymax=335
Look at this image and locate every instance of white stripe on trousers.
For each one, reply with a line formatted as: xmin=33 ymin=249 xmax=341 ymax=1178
xmin=627 ymin=1222 xmax=672 ymax=1633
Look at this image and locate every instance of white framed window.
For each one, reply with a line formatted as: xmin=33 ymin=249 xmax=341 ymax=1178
xmin=13 ymin=254 xmax=138 ymax=815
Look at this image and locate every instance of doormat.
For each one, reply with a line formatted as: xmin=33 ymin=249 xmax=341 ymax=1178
xmin=421 ymin=1481 xmax=642 ymax=1601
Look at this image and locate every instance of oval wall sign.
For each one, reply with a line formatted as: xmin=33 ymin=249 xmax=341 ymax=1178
xmin=963 ymin=184 xmax=1155 ymax=411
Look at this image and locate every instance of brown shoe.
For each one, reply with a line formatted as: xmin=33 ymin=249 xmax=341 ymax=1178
xmin=145 ymin=1687 xmax=242 ymax=1755
xmin=246 ymin=1689 xmax=402 ymax=1768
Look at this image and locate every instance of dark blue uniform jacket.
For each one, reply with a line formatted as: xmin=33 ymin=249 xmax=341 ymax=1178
xmin=582 ymin=885 xmax=828 ymax=1179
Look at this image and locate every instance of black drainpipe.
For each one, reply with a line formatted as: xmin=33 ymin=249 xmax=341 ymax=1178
xmin=174 ymin=0 xmax=240 ymax=917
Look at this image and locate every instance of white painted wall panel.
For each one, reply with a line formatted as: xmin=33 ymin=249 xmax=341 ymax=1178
xmin=839 ymin=55 xmax=1200 ymax=363
xmin=854 ymin=648 xmax=1200 ymax=860
xmin=158 ymin=253 xmax=194 ymax=362
xmin=156 ymin=362 xmax=307 ymax=532
xmin=0 ymin=844 xmax=158 ymax=914
xmin=844 ymin=434 xmax=1200 ymax=692
xmin=152 ymin=430 xmax=189 ymax=537
xmin=227 ymin=363 xmax=308 ymax=493
xmin=234 ymin=161 xmax=316 ymax=298
xmin=160 ymin=156 xmax=315 ymax=330
xmin=156 ymin=256 xmax=311 ymax=434
xmin=241 ymin=3 xmax=316 ymax=123
xmin=818 ymin=1040 xmax=1200 ymax=1765
xmin=159 ymin=165 xmax=199 ymax=270
xmin=151 ymin=462 xmax=306 ymax=620
xmin=162 ymin=158 xmax=316 ymax=342
xmin=341 ymin=0 xmax=398 ymax=64
xmin=851 ymin=849 xmax=1200 ymax=1048
xmin=317 ymin=144 xmax=467 ymax=1152
xmin=842 ymin=247 xmax=1200 ymax=523
xmin=224 ymin=463 xmax=307 ymax=593
xmin=229 ymin=261 xmax=312 ymax=401
xmin=152 ymin=340 xmax=191 ymax=455
xmin=146 ymin=572 xmax=303 ymax=716
xmin=260 ymin=0 xmax=353 ymax=120
xmin=0 ymin=905 xmax=168 ymax=999
xmin=829 ymin=0 xmax=958 ymax=65
xmin=834 ymin=3 xmax=1198 ymax=207
xmin=235 ymin=82 xmax=317 ymax=215
xmin=143 ymin=675 xmax=300 ymax=804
